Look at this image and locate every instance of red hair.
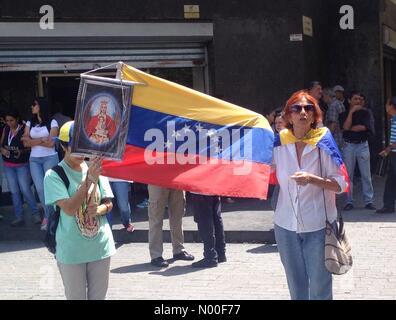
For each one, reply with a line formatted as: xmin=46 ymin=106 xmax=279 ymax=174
xmin=283 ymin=90 xmax=323 ymax=129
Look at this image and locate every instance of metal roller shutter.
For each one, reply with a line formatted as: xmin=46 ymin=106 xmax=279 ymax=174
xmin=0 ymin=22 xmax=212 ymax=71
xmin=0 ymin=42 xmax=206 ymax=71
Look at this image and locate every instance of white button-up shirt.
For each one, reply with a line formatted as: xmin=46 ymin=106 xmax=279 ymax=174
xmin=273 ymin=143 xmax=347 ymax=233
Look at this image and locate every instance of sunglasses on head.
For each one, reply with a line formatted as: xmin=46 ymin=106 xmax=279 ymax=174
xmin=290 ymin=104 xmax=315 ymax=113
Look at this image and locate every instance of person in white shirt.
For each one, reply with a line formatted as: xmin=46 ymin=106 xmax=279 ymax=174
xmin=272 ymin=90 xmax=348 ymax=300
xmin=22 ymin=97 xmax=59 ymax=231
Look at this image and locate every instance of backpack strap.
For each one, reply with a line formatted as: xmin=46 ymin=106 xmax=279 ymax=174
xmin=51 ymin=165 xmax=70 ymax=190
xmin=44 ymin=165 xmax=70 ymax=255
xmin=46 ymin=121 xmax=52 ymax=135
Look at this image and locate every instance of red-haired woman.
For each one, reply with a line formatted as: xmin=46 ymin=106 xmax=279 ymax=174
xmin=272 ymin=90 xmax=348 ymax=300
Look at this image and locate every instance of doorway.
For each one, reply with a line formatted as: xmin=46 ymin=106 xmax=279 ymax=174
xmin=384 ymin=55 xmax=396 ymax=143
xmin=41 ymin=67 xmax=206 ymax=119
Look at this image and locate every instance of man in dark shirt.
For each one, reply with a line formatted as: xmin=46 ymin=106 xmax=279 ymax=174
xmin=339 ymin=91 xmax=375 ymax=211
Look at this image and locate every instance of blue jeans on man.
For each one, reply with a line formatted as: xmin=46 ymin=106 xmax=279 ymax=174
xmin=106 ymin=182 xmax=132 ymax=228
xmin=4 ymin=164 xmax=40 ymax=219
xmin=275 ymin=224 xmax=333 ymax=300
xmin=342 ymin=141 xmax=374 ymax=206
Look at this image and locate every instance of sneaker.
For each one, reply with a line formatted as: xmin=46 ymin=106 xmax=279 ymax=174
xmin=343 ymin=204 xmax=354 ymax=211
xmin=365 ymin=203 xmax=376 ymax=211
xmin=32 ymin=214 xmax=42 ymax=225
xmin=40 ymin=218 xmax=48 ymax=231
xmin=125 ymin=223 xmax=135 ymax=233
xmin=191 ymin=258 xmax=218 ymax=268
xmin=10 ymin=218 xmax=25 ymax=227
xmin=137 ymin=199 xmax=149 ymax=209
xmin=151 ymin=257 xmax=169 ymax=268
xmin=376 ymin=207 xmax=395 ymax=214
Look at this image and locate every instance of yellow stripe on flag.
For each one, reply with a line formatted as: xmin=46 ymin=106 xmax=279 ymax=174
xmin=121 ymin=63 xmax=271 ymax=130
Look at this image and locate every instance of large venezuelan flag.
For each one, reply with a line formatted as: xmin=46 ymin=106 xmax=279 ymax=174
xmin=272 ymin=127 xmax=350 ymax=192
xmin=102 ymin=63 xmax=274 ymax=199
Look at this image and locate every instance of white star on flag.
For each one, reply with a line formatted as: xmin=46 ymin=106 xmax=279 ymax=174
xmin=195 ymin=123 xmax=204 ymax=133
xmin=182 ymin=124 xmax=192 ymax=134
xmin=164 ymin=140 xmax=173 ymax=149
xmin=207 ymin=129 xmax=217 ymax=138
xmin=171 ymin=130 xmax=181 ymax=138
xmin=214 ymin=145 xmax=223 ymax=154
xmin=211 ymin=136 xmax=220 ymax=144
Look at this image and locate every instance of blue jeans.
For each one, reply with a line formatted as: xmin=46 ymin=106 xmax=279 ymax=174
xmin=4 ymin=164 xmax=40 ymax=219
xmin=106 ymin=182 xmax=132 ymax=227
xmin=274 ymin=224 xmax=333 ymax=300
xmin=30 ymin=154 xmax=59 ymax=219
xmin=342 ymin=141 xmax=374 ymax=205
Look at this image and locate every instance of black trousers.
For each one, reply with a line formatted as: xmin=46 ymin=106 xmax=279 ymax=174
xmin=190 ymin=194 xmax=226 ymax=261
xmin=383 ymin=152 xmax=396 ymax=209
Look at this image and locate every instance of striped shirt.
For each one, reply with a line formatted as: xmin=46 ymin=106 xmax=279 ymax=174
xmin=391 ymin=116 xmax=396 ymax=153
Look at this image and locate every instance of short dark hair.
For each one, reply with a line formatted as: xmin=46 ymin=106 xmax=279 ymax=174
xmin=4 ymin=109 xmax=23 ymax=124
xmin=273 ymin=108 xmax=282 ymax=117
xmin=60 ymin=140 xmax=69 ymax=150
xmin=349 ymin=90 xmax=361 ymax=100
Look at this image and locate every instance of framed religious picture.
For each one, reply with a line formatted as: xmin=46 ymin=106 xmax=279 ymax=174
xmin=71 ymin=75 xmax=133 ymax=160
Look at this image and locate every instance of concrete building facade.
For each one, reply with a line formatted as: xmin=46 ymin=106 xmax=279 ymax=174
xmin=0 ymin=0 xmax=395 ymax=157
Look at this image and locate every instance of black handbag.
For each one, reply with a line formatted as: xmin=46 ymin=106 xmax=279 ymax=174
xmin=375 ymin=155 xmax=389 ymax=177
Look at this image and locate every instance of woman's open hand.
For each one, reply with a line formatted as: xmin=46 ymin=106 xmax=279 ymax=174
xmin=290 ymin=172 xmax=313 ymax=186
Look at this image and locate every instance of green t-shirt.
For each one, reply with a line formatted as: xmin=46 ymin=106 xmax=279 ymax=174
xmin=44 ymin=160 xmax=116 ymax=265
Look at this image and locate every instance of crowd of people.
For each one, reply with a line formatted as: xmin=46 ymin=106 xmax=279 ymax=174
xmin=0 ymin=86 xmax=395 ymax=301
xmin=266 ymin=82 xmax=395 ymax=214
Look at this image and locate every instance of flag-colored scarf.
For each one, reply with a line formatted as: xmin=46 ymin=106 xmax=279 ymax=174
xmin=272 ymin=127 xmax=350 ymax=192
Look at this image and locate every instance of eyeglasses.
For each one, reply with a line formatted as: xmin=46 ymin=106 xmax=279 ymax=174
xmin=290 ymin=104 xmax=315 ymax=113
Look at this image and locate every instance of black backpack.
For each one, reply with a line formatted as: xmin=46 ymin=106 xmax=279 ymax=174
xmin=43 ymin=165 xmax=70 ymax=255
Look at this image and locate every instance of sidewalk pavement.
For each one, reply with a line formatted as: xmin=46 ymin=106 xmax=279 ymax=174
xmin=1 ymin=214 xmax=396 ymax=300
xmin=1 ymin=176 xmax=396 ymax=300
xmin=0 ymin=174 xmax=389 ymax=244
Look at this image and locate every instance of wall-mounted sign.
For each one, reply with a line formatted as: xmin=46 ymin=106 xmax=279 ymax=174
xmin=290 ymin=34 xmax=303 ymax=42
xmin=184 ymin=5 xmax=200 ymax=19
xmin=302 ymin=16 xmax=313 ymax=37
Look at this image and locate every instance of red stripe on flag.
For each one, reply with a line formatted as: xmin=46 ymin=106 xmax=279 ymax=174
xmin=103 ymin=145 xmax=270 ymax=199
xmin=340 ymin=163 xmax=350 ymax=193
